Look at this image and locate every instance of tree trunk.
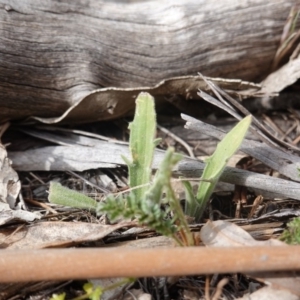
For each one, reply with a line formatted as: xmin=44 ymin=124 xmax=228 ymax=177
xmin=0 ymin=0 xmax=299 ymax=121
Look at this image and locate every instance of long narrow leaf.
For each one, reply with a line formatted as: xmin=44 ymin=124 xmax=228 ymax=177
xmin=195 ymin=115 xmax=252 ymax=221
xmin=123 ymin=92 xmax=158 ymax=200
xmin=49 ymin=182 xmax=98 ymax=211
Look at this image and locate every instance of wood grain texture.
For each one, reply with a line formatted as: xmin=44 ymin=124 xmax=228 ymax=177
xmin=0 ymin=0 xmax=299 ymax=121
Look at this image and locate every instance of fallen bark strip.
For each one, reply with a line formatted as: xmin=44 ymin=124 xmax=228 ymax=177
xmin=0 ymin=246 xmax=300 ymax=282
xmin=0 ymin=0 xmax=299 ymax=122
xmin=177 ymin=160 xmax=300 ymax=200
xmin=8 ymin=139 xmax=300 ymax=200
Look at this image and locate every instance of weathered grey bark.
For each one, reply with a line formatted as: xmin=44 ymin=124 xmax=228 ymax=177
xmin=0 ymin=0 xmax=299 ymax=121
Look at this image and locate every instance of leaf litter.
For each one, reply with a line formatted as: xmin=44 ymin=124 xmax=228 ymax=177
xmin=2 ymin=59 xmax=300 ymax=299
xmin=0 ymin=123 xmax=41 ymax=226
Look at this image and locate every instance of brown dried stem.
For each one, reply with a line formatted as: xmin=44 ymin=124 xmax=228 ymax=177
xmin=1 ymin=246 xmax=300 ymax=282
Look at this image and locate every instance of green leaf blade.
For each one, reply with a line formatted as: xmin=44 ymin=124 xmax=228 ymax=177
xmin=126 ymin=92 xmax=157 ymax=200
xmin=49 ymin=181 xmax=98 ymax=211
xmin=195 ymin=115 xmax=252 ymax=221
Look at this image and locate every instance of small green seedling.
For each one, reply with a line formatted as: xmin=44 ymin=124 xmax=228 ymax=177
xmin=50 ymin=279 xmax=134 ymax=300
xmin=99 ymin=92 xmax=192 ymax=245
xmin=184 ymin=115 xmax=252 ymax=222
xmin=50 ymin=283 xmax=101 ymax=300
xmin=49 ymin=92 xmax=159 ymax=213
xmin=280 ymin=217 xmax=300 ymax=245
xmin=49 ymin=92 xmax=251 ymax=242
xmin=50 ymin=293 xmax=66 ymax=300
xmin=49 ymin=92 xmax=192 ymax=245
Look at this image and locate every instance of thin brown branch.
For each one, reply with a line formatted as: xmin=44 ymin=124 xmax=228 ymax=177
xmin=1 ymin=246 xmax=300 ymax=282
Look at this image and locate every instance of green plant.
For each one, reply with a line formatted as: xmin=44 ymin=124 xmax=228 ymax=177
xmin=49 ymin=92 xmax=251 ymax=242
xmin=280 ymin=217 xmax=300 ymax=245
xmin=98 ymin=92 xmax=193 ymax=245
xmin=50 ymin=293 xmax=66 ymax=300
xmin=49 ymin=92 xmax=192 ymax=245
xmin=183 ymin=115 xmax=252 ymax=222
xmin=49 ymin=181 xmax=98 ymax=211
xmin=50 ymin=279 xmax=134 ymax=300
xmin=100 ymin=148 xmax=191 ymax=245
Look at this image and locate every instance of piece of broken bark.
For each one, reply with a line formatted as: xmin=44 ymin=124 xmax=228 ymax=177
xmin=7 ymin=135 xmax=300 ymax=200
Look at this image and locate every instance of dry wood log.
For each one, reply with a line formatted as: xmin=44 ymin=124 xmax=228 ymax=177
xmin=0 ymin=0 xmax=299 ymax=122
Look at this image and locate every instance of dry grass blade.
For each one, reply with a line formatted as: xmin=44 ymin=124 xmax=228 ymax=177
xmin=272 ymin=6 xmax=300 ymax=71
xmin=198 ymin=73 xmax=300 ymax=152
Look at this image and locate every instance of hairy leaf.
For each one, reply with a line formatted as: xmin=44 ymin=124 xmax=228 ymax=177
xmin=49 ymin=182 xmax=97 ymax=211
xmin=123 ymin=92 xmax=157 ymax=201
